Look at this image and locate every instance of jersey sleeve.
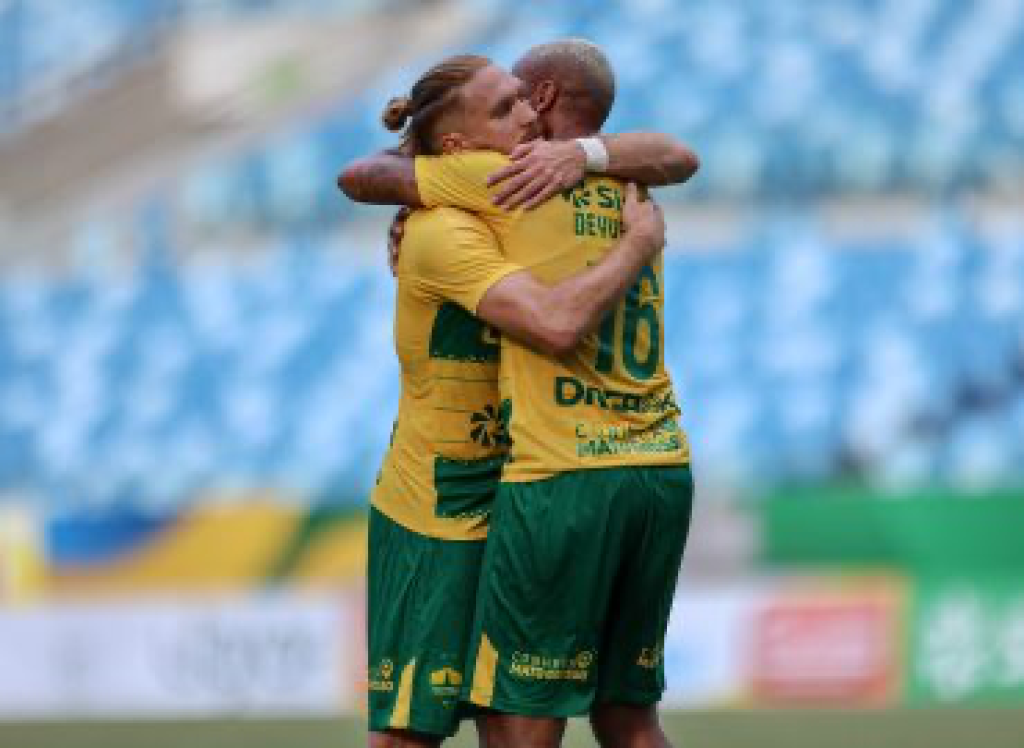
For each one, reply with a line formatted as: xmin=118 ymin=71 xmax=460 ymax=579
xmin=414 ymin=152 xmax=510 ymax=216
xmin=407 ymin=209 xmax=523 ymax=313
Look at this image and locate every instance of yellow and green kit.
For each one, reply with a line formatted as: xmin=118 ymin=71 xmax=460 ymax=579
xmin=416 ymin=152 xmax=694 ymax=717
xmin=367 ymin=206 xmax=520 ymax=737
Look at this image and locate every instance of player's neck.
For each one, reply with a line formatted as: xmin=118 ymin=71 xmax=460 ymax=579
xmin=546 ymin=112 xmax=598 ymax=141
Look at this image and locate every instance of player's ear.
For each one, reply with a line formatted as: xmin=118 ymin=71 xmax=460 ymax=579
xmin=439 ymin=132 xmax=467 ymax=155
xmin=531 ymin=79 xmax=557 ymax=114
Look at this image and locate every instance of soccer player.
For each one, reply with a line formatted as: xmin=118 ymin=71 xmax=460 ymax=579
xmin=340 ymin=40 xmax=697 ymax=748
xmin=341 ymin=54 xmax=677 ymax=748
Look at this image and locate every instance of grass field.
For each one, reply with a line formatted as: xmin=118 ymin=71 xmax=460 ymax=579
xmin=3 ymin=709 xmax=1024 ymax=748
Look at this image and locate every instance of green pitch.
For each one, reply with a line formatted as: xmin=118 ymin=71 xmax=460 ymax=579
xmin=3 ymin=710 xmax=1023 ymax=748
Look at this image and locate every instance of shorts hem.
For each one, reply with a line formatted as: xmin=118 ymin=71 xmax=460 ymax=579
xmin=368 ymin=714 xmax=456 ymax=738
xmin=470 ymin=694 xmax=591 ymax=719
xmin=593 ymin=689 xmax=664 ymax=707
xmin=368 ymin=717 xmax=456 ymax=733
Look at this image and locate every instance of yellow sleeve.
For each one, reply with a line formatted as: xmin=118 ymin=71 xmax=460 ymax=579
xmin=414 ymin=152 xmax=510 ymax=216
xmin=407 ymin=209 xmax=523 ymax=313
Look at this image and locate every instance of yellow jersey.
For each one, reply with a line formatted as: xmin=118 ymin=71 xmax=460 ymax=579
xmin=416 ymin=152 xmax=690 ymax=482
xmin=370 ymin=207 xmax=522 ymax=540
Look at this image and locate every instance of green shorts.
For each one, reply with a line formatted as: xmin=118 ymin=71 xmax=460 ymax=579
xmin=463 ymin=465 xmax=693 ymax=717
xmin=367 ymin=507 xmax=486 ymax=738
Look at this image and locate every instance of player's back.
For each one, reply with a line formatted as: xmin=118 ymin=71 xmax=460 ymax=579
xmin=415 ymin=152 xmax=690 ymax=481
xmin=370 ymin=207 xmax=510 ymax=539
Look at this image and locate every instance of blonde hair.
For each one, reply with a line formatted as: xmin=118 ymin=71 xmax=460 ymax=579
xmin=514 ymin=38 xmax=615 ymax=129
xmin=381 ymin=55 xmax=490 ymax=155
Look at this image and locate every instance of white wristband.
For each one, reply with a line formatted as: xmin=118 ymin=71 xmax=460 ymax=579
xmin=575 ymin=136 xmax=609 ymax=173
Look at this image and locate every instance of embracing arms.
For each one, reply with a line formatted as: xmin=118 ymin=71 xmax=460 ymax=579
xmin=486 ymin=133 xmax=699 ymax=209
xmin=337 ymin=132 xmax=698 ymax=209
xmin=337 ymin=150 xmax=423 ymax=207
xmin=475 ymin=182 xmax=664 ymax=357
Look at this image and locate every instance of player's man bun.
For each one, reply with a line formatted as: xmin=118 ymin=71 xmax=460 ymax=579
xmin=382 ymin=96 xmax=412 ymax=132
xmin=381 ymin=55 xmax=490 ymax=156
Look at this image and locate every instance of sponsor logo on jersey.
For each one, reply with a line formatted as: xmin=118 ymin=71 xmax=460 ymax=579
xmin=562 ymin=184 xmax=623 ymax=238
xmin=554 ymin=376 xmax=678 ymax=414
xmin=574 ymin=421 xmax=683 ymax=458
xmin=469 ymin=403 xmax=511 ymax=448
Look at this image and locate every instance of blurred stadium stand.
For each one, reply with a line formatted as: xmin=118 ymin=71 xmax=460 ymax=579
xmin=0 ymin=211 xmax=1021 ymax=512
xmin=487 ymin=0 xmax=1024 ymax=197
xmin=0 ymin=0 xmax=178 ymax=132
xmin=120 ymin=0 xmax=1024 ymax=239
xmin=0 ymin=0 xmax=474 ymax=251
xmin=0 ymin=0 xmax=1022 ymax=513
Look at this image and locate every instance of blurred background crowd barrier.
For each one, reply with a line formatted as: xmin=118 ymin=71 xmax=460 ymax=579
xmin=0 ymin=0 xmax=1022 ymax=736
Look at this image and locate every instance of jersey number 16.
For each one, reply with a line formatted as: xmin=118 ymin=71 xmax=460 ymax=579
xmin=594 ymin=265 xmax=660 ymax=381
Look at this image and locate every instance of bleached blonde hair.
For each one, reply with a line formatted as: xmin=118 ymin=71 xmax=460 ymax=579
xmin=513 ymin=38 xmax=616 ymax=128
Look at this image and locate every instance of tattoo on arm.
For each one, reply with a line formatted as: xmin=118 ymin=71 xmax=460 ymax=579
xmin=337 ymin=153 xmax=422 ymax=206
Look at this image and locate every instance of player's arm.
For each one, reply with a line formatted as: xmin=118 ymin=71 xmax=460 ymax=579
xmin=476 ymin=183 xmax=664 ymax=357
xmin=341 ymin=150 xmax=556 ymax=215
xmin=603 ymin=132 xmax=700 ymax=185
xmin=336 ymin=150 xmax=422 ymax=207
xmin=488 ymin=133 xmax=700 ymax=209
xmin=604 ymin=132 xmax=700 ymax=186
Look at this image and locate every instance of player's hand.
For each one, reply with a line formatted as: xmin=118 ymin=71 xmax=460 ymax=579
xmin=621 ymin=182 xmax=665 ymax=257
xmin=388 ymin=207 xmax=411 ymax=276
xmin=487 ymin=139 xmax=586 ymax=210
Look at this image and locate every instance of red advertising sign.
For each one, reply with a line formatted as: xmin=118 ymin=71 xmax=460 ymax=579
xmin=751 ymin=589 xmax=899 ymax=704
